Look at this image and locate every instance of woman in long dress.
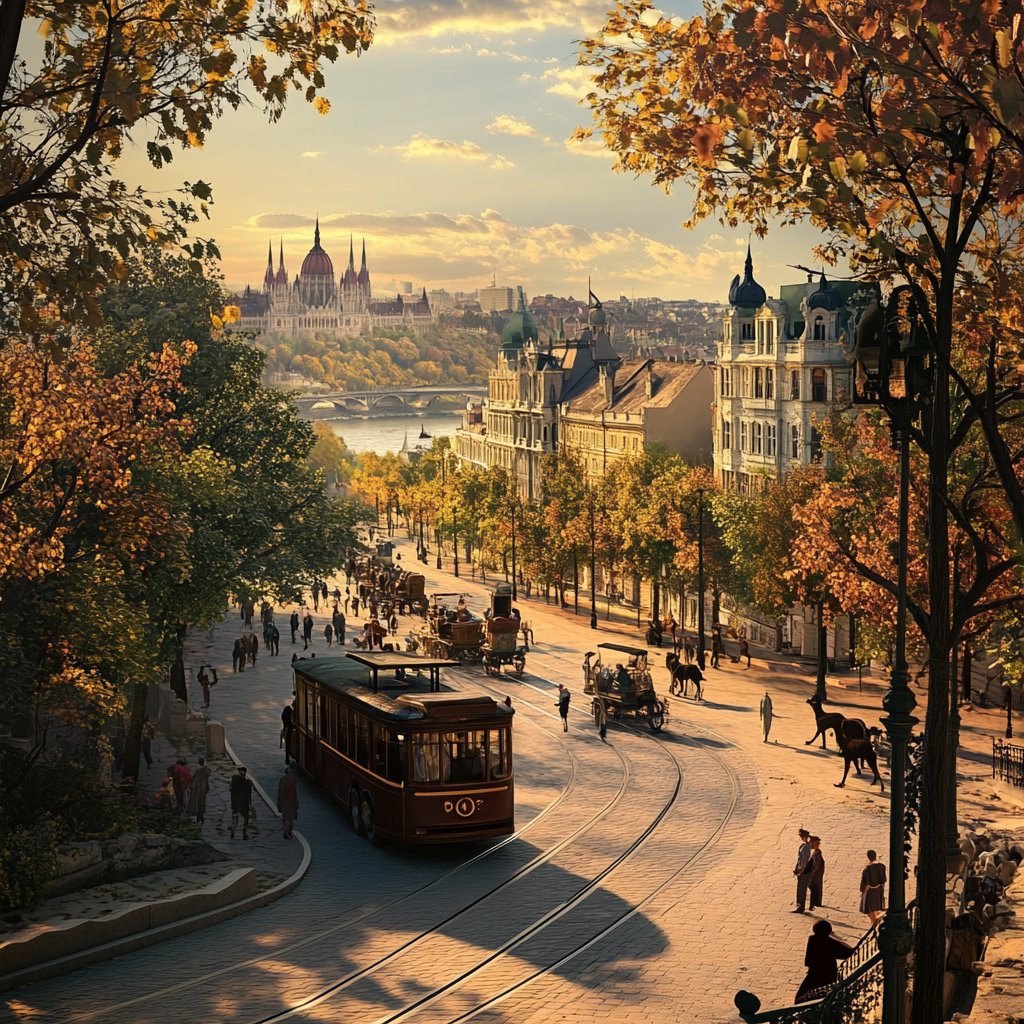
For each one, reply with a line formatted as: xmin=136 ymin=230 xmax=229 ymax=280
xmin=277 ymin=766 xmax=299 ymax=839
xmin=859 ymin=850 xmax=887 ymax=925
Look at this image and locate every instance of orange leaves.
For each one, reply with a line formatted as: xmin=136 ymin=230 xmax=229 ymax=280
xmin=859 ymin=16 xmax=879 ymax=41
xmin=693 ymin=122 xmax=724 ymax=163
xmin=811 ymin=119 xmax=835 ymax=144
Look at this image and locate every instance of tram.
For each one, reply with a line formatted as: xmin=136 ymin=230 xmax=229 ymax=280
xmin=291 ymin=653 xmax=515 ymax=845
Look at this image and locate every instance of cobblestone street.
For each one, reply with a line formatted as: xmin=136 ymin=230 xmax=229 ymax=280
xmin=1 ymin=534 xmax=999 ymax=1024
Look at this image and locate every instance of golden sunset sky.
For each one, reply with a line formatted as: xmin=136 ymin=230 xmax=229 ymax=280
xmin=120 ymin=1 xmax=839 ymax=301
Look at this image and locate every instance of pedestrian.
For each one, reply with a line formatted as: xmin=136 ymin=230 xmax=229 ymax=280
xmin=197 ymin=665 xmax=215 ymax=708
xmin=229 ymin=766 xmax=254 ymax=839
xmin=269 ymin=623 xmax=280 ymax=656
xmin=324 ymin=622 xmax=334 ymax=647
xmin=555 ymin=684 xmax=570 ymax=732
xmin=277 ymin=765 xmax=299 ymax=839
xmin=281 ymin=704 xmax=294 ymax=765
xmin=321 ymin=582 xmax=328 ymax=606
xmin=794 ymin=920 xmax=854 ymax=1003
xmin=249 ymin=632 xmax=259 ymax=667
xmin=790 ymin=921 xmax=856 ymax=999
xmin=232 ymin=638 xmax=242 ymax=673
xmin=333 ymin=609 xmax=346 ymax=645
xmin=263 ymin=619 xmax=273 ymax=651
xmin=332 ymin=587 xmax=341 ymax=604
xmin=142 ymin=718 xmax=154 ymax=767
xmin=290 ymin=610 xmax=299 ymax=644
xmin=595 ymin=697 xmax=607 ymax=742
xmin=739 ymin=636 xmax=751 ymax=668
xmin=859 ymin=851 xmax=887 ymax=926
xmin=303 ymin=612 xmax=314 ymax=649
xmin=683 ymin=635 xmax=695 ymax=664
xmin=389 ymin=611 xmax=398 ymax=636
xmin=243 ymin=599 xmax=255 ymax=629
xmin=312 ymin=585 xmax=319 ymax=612
xmin=792 ymin=828 xmax=812 ymax=914
xmin=711 ymin=630 xmax=722 ymax=669
xmin=188 ymin=756 xmax=211 ymax=824
xmin=172 ymin=758 xmax=191 ymax=814
xmin=759 ymin=691 xmax=773 ymax=742
xmin=808 ymin=836 xmax=825 ymax=911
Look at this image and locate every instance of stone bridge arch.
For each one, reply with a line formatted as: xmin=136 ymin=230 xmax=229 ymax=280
xmin=370 ymin=393 xmax=408 ymax=409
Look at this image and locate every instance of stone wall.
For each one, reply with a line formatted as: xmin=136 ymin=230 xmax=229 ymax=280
xmin=44 ymin=834 xmax=226 ymax=899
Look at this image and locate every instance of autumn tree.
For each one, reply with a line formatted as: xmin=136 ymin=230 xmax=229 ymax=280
xmin=579 ymin=2 xmax=1024 ymax=1006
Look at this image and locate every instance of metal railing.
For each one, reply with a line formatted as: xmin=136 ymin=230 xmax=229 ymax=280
xmin=738 ymin=904 xmax=917 ymax=1024
xmin=993 ymin=739 xmax=1024 ymax=787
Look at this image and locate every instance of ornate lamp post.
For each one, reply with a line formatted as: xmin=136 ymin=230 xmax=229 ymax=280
xmin=696 ymin=487 xmax=706 ymax=671
xmin=436 ymin=452 xmax=446 ymax=571
xmin=849 ymin=286 xmax=929 ymax=1024
xmin=589 ymin=492 xmax=598 ymax=631
xmin=509 ymin=487 xmax=517 ymax=600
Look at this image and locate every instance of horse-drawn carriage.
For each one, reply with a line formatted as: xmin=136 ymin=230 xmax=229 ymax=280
xmin=419 ymin=593 xmax=486 ymax=663
xmin=583 ymin=644 xmax=666 ymax=733
xmin=480 ymin=583 xmax=527 ymax=676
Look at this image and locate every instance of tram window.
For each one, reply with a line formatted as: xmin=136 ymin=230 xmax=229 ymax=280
xmin=337 ymin=704 xmax=349 ymax=755
xmin=386 ymin=732 xmax=405 ymax=783
xmin=488 ymin=730 xmax=509 ymax=780
xmin=411 ymin=732 xmax=441 ymax=783
xmin=372 ymin=724 xmax=388 ymax=777
xmin=319 ymin=695 xmax=331 ymax=745
xmin=355 ymin=716 xmax=370 ymax=767
xmin=444 ymin=731 xmax=486 ymax=782
xmin=304 ymin=686 xmax=315 ymax=733
xmin=294 ymin=681 xmax=306 ymax=728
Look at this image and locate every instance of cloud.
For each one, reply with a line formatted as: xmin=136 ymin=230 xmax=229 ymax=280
xmin=302 ymin=151 xmax=324 ymax=159
xmin=564 ymin=136 xmax=610 ymax=158
xmin=504 ymin=52 xmax=532 ymax=62
xmin=542 ymin=65 xmax=598 ymax=99
xmin=518 ymin=72 xmax=533 ymax=81
xmin=372 ymin=0 xmax=610 ymax=44
xmin=433 ymin=43 xmax=471 ymax=53
xmin=236 ymin=207 xmax=742 ymax=298
xmin=477 ymin=48 xmax=496 ymax=56
xmin=486 ymin=114 xmax=540 ymax=137
xmin=378 ymin=133 xmax=513 ymax=170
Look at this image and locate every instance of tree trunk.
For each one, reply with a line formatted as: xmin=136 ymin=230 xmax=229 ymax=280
xmin=914 ymin=316 xmax=952 ymax=1024
xmin=962 ymin=643 xmax=972 ymax=702
xmin=120 ymin=681 xmax=149 ymax=791
xmin=814 ymin=601 xmax=827 ymax=701
xmin=653 ymin=581 xmax=660 ymax=624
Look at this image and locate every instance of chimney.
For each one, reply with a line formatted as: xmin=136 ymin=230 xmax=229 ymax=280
xmin=600 ymin=365 xmax=614 ymax=407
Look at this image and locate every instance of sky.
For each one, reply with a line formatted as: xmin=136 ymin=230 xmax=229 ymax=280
xmin=118 ymin=0 xmax=839 ymax=302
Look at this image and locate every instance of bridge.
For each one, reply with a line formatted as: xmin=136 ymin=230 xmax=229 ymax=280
xmin=294 ymin=384 xmax=487 ymax=416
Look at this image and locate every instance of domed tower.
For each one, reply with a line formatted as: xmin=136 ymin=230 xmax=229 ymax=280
xmin=356 ymin=238 xmax=370 ymax=306
xmin=299 ymin=218 xmax=336 ymax=309
xmin=728 ymin=245 xmax=767 ymax=310
xmin=501 ymin=287 xmax=538 ymax=349
xmin=803 ymin=272 xmax=845 ymax=343
xmin=587 ymin=287 xmax=620 ymax=364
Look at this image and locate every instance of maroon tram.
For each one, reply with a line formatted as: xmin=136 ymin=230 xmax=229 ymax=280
xmin=291 ymin=652 xmax=515 ymax=844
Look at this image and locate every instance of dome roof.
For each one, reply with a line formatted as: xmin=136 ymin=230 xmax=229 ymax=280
xmin=300 ymin=219 xmax=334 ymax=278
xmin=501 ymin=288 xmax=538 ymax=348
xmin=808 ymin=272 xmax=843 ymax=312
xmin=589 ymin=303 xmax=607 ymax=327
xmin=728 ymin=245 xmax=767 ymax=309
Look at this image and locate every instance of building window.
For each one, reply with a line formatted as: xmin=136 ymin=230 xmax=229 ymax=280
xmin=721 ymin=368 xmax=732 ymax=397
xmin=813 ymin=316 xmax=825 ymax=341
xmin=741 ymin=367 xmax=750 ymax=396
xmin=543 ymin=425 xmax=548 ymax=442
xmin=756 ymin=321 xmax=764 ymax=354
xmin=766 ymin=321 xmax=775 ymax=354
xmin=791 ymin=370 xmax=801 ymax=400
xmin=765 ymin=367 xmax=774 ymax=399
xmin=753 ymin=421 xmax=763 ymax=454
xmin=791 ymin=424 xmax=800 ymax=459
xmin=723 ymin=419 xmax=732 ymax=450
xmin=810 ymin=427 xmax=823 ymax=462
xmin=741 ymin=321 xmax=754 ymax=340
xmin=812 ymin=368 xmax=827 ymax=402
xmin=754 ymin=367 xmax=764 ymax=398
xmin=740 ymin=420 xmax=748 ymax=451
xmin=766 ymin=422 xmax=776 ymax=457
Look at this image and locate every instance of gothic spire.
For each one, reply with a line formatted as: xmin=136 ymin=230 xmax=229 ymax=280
xmin=349 ymin=234 xmax=355 ymax=268
xmin=267 ymin=240 xmax=273 ymax=268
xmin=361 ymin=238 xmax=367 ymax=269
xmin=314 ymin=216 xmax=321 ymax=248
xmin=278 ymin=237 xmax=284 ymax=271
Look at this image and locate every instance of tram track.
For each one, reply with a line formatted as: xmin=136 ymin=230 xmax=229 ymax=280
xmin=55 ymin=675 xmax=609 ymax=1024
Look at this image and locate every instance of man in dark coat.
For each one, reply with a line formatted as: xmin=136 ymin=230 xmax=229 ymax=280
xmin=333 ymin=608 xmax=346 ymax=645
xmin=793 ymin=828 xmax=812 ymax=913
xmin=324 ymin=622 xmax=334 ymax=646
xmin=555 ymin=684 xmax=570 ymax=732
xmin=229 ymin=766 xmax=254 ymax=839
xmin=269 ymin=623 xmax=280 ymax=656
xmin=859 ymin=850 xmax=887 ymax=925
xmin=302 ymin=612 xmax=314 ymax=650
xmin=281 ymin=704 xmax=294 ymax=765
xmin=289 ymin=610 xmax=300 ymax=644
xmin=188 ymin=756 xmax=211 ymax=824
xmin=277 ymin=766 xmax=299 ymax=839
xmin=249 ymin=633 xmax=259 ymax=667
xmin=794 ymin=920 xmax=853 ymax=1003
xmin=808 ymin=836 xmax=826 ymax=911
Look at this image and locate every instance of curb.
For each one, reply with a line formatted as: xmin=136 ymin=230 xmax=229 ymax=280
xmin=0 ymin=740 xmax=311 ymax=993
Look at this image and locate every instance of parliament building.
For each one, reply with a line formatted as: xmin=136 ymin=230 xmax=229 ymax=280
xmin=231 ymin=222 xmax=434 ymax=338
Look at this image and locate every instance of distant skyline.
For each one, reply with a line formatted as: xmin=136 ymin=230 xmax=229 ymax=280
xmin=117 ymin=1 xmax=845 ymax=303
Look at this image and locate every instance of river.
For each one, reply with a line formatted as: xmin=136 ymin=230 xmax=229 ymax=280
xmin=324 ymin=412 xmax=462 ymax=455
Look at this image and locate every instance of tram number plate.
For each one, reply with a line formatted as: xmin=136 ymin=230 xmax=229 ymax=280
xmin=444 ymin=798 xmax=483 ymax=817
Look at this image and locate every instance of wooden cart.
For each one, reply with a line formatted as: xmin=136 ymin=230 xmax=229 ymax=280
xmin=583 ymin=644 xmax=666 ymax=733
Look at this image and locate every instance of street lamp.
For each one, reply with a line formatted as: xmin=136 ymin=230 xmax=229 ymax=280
xmin=437 ymin=452 xmax=445 ymax=571
xmin=509 ymin=487 xmax=518 ymax=601
xmin=589 ymin=493 xmax=598 ymax=630
xmin=849 ymin=285 xmax=928 ymax=1024
xmin=696 ymin=487 xmax=706 ymax=671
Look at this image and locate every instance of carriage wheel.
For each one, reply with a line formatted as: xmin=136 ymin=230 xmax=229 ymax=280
xmin=647 ymin=700 xmax=665 ymax=733
xmin=513 ymin=654 xmax=525 ymax=676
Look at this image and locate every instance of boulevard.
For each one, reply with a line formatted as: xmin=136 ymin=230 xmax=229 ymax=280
xmin=5 ymin=535 xmax=913 ymax=1024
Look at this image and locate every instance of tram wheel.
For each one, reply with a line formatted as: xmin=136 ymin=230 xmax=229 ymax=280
xmin=349 ymin=786 xmax=366 ymax=836
xmin=362 ymin=792 xmax=385 ymax=846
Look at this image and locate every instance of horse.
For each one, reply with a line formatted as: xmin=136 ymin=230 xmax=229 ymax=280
xmin=666 ymin=652 xmax=704 ymax=700
xmin=834 ymin=733 xmax=885 ymax=791
xmin=805 ymin=695 xmax=869 ymax=750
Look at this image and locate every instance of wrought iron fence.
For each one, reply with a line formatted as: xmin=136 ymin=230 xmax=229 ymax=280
xmin=992 ymin=739 xmax=1024 ymax=788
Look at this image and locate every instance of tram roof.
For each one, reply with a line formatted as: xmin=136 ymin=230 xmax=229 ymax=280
xmin=292 ymin=656 xmax=512 ymax=723
xmin=345 ymin=651 xmax=460 ymax=671
xmin=597 ymin=642 xmax=649 ymax=657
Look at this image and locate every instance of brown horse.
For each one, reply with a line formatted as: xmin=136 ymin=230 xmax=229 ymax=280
xmin=666 ymin=652 xmax=704 ymax=699
xmin=805 ymin=695 xmax=869 ymax=750
xmin=835 ymin=733 xmax=885 ymax=791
